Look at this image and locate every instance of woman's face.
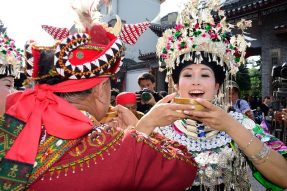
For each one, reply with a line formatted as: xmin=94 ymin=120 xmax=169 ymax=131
xmin=176 ymin=64 xmax=220 ymax=100
xmin=0 ymin=76 xmax=15 ymax=115
xmin=0 ymin=76 xmax=14 ymax=91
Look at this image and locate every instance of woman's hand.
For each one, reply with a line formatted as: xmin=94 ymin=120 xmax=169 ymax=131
xmin=184 ymin=98 xmax=240 ymax=132
xmin=135 ymin=93 xmax=196 ymax=135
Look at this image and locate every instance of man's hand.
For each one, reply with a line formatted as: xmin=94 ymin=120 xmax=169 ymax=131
xmin=107 ymin=105 xmax=139 ymax=130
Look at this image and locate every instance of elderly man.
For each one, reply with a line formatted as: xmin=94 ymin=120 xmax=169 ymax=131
xmin=0 ymin=1 xmax=198 ymax=190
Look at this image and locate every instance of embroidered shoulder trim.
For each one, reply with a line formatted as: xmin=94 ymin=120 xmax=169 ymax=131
xmin=129 ymin=128 xmax=197 ymax=166
xmin=40 ymin=125 xmax=124 ymax=180
xmin=28 ymin=136 xmax=81 ymax=184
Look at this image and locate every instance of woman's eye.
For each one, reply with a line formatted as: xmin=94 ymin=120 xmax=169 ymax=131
xmin=5 ymin=85 xmax=12 ymax=88
xmin=183 ymin=74 xmax=192 ymax=77
xmin=201 ymin=74 xmax=210 ymax=77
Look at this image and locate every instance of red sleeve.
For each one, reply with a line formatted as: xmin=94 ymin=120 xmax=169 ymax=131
xmin=5 ymin=91 xmax=22 ymax=111
xmin=123 ymin=129 xmax=198 ymax=191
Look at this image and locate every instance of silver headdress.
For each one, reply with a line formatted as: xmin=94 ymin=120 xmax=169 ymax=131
xmin=156 ymin=0 xmax=252 ymax=81
xmin=0 ymin=33 xmax=23 ymax=78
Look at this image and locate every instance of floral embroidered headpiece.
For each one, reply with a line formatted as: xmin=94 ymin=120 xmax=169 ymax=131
xmin=156 ymin=0 xmax=252 ymax=81
xmin=0 ymin=33 xmax=23 ymax=78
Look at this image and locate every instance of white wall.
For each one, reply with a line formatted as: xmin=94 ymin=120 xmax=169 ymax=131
xmin=101 ymin=0 xmax=160 ymax=91
xmin=125 ymin=69 xmax=149 ymax=91
xmin=103 ymin=0 xmax=160 ymax=62
xmin=119 ymin=0 xmax=160 ymax=59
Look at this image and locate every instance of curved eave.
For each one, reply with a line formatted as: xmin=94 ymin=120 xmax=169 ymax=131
xmin=223 ymin=0 xmax=287 ymax=19
xmin=149 ymin=23 xmax=175 ymax=37
xmin=138 ymin=52 xmax=157 ymax=61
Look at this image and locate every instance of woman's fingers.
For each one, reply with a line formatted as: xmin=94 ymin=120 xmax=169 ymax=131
xmin=188 ymin=110 xmax=210 ymax=119
xmin=167 ymin=102 xmax=199 ymax=111
xmin=194 ymin=98 xmax=215 ymax=110
xmin=157 ymin=92 xmax=177 ymax=104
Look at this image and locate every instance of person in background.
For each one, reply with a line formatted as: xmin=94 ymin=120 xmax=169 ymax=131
xmin=248 ymin=96 xmax=255 ymax=110
xmin=260 ymin=96 xmax=273 ymax=131
xmin=116 ymin=91 xmax=144 ymax=119
xmin=260 ymin=96 xmax=271 ymax=117
xmin=270 ymin=96 xmax=284 ymax=112
xmin=253 ymin=106 xmax=264 ymax=124
xmin=0 ymin=33 xmax=23 ymax=115
xmin=227 ymin=80 xmax=255 ymax=120
xmin=0 ymin=1 xmax=198 ymax=190
xmin=136 ymin=72 xmax=163 ymax=113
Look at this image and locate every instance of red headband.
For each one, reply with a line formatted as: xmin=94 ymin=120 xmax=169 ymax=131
xmin=5 ymin=77 xmax=108 ymax=164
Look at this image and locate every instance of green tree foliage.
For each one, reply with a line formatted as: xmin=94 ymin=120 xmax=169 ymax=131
xmin=235 ymin=64 xmax=251 ymax=92
xmin=230 ymin=56 xmax=262 ymax=98
xmin=248 ymin=58 xmax=262 ymax=97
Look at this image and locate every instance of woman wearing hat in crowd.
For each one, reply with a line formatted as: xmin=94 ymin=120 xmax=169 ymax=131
xmin=116 ymin=91 xmax=144 ymax=119
xmin=0 ymin=33 xmax=23 ymax=115
xmin=0 ymin=1 xmax=199 ymax=190
xmin=226 ymin=80 xmax=254 ymax=120
xmin=149 ymin=0 xmax=287 ymax=190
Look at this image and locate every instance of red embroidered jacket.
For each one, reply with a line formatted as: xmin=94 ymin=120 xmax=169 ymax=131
xmin=27 ymin=126 xmax=198 ymax=191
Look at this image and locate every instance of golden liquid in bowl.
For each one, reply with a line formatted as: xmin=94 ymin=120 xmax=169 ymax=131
xmin=100 ymin=107 xmax=118 ymax=123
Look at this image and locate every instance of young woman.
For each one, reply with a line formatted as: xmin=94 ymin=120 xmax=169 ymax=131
xmin=144 ymin=0 xmax=287 ymax=190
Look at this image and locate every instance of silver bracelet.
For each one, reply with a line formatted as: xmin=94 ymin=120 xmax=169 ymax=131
xmin=248 ymin=143 xmax=271 ymax=164
xmin=241 ymin=135 xmax=255 ymax=151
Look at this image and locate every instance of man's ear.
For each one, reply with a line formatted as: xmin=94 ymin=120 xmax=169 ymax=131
xmin=92 ymin=79 xmax=107 ymax=101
